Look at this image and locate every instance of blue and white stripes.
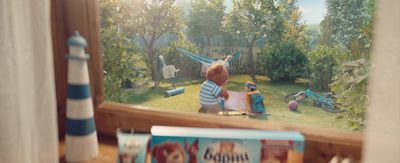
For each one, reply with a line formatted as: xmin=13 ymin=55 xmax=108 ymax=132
xmin=165 ymin=87 xmax=185 ymax=97
xmin=199 ymin=80 xmax=222 ymax=106
xmin=65 ymin=32 xmax=98 ymax=162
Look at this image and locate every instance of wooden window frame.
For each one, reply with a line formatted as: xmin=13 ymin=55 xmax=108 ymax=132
xmin=51 ymin=0 xmax=362 ymax=162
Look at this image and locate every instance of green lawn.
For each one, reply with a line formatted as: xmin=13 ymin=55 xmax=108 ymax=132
xmin=125 ymin=75 xmax=350 ymax=131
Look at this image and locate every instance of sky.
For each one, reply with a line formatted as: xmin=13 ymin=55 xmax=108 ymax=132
xmin=297 ymin=0 xmax=326 ymax=24
xmin=224 ymin=0 xmax=326 ymax=25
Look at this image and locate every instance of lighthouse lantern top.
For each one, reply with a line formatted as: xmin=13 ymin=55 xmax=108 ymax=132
xmin=67 ymin=31 xmax=87 ymax=47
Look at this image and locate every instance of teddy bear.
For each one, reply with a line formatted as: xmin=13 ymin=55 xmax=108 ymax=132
xmin=199 ymin=62 xmax=230 ymax=114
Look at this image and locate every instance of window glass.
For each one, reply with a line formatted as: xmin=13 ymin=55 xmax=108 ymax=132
xmin=99 ymin=0 xmax=375 ymax=131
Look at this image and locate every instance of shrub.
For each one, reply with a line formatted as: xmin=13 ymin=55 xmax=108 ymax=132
xmin=102 ymin=27 xmax=147 ymax=102
xmin=261 ymin=41 xmax=308 ymax=82
xmin=307 ymin=45 xmax=346 ymax=91
xmin=330 ymin=58 xmax=369 ymax=130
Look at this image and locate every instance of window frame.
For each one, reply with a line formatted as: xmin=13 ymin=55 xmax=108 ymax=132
xmin=51 ymin=0 xmax=363 ymax=162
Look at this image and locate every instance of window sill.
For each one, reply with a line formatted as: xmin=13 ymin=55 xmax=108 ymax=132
xmin=94 ymin=102 xmax=363 ymax=163
xmin=59 ymin=137 xmax=117 ymax=163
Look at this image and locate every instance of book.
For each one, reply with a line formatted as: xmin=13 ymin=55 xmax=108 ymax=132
xmin=224 ymin=91 xmax=248 ymax=111
xmin=150 ymin=126 xmax=304 ymax=163
xmin=116 ymin=129 xmax=151 ymax=163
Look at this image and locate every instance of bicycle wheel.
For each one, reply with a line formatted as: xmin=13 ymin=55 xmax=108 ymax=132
xmin=283 ymin=92 xmax=306 ymax=103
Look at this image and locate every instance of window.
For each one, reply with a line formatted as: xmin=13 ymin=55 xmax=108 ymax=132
xmin=52 ymin=0 xmax=367 ymax=162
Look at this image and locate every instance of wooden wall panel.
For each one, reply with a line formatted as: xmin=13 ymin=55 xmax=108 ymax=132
xmin=51 ymin=0 xmax=103 ymax=137
xmin=51 ymin=0 xmax=68 ymax=138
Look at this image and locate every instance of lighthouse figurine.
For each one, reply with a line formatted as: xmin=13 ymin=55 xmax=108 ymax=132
xmin=65 ymin=31 xmax=99 ymax=162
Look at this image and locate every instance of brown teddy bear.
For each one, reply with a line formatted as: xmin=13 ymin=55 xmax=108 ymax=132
xmin=199 ymin=62 xmax=230 ymax=113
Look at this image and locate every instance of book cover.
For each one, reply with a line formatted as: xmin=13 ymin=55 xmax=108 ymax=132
xmin=150 ymin=126 xmax=304 ymax=163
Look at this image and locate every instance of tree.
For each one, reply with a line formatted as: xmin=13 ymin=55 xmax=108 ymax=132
xmin=319 ymin=16 xmax=333 ymax=46
xmin=328 ymin=0 xmax=376 ymax=130
xmin=99 ymin=0 xmax=147 ymax=102
xmin=262 ymin=40 xmax=308 ymax=82
xmin=325 ymin=0 xmax=367 ymax=48
xmin=128 ymin=0 xmax=184 ymax=80
xmin=304 ymin=24 xmax=321 ymax=51
xmin=276 ymin=0 xmax=306 ymax=43
xmin=188 ymin=0 xmax=225 ymax=55
xmin=307 ymin=45 xmax=345 ymax=91
xmin=224 ymin=0 xmax=279 ymax=79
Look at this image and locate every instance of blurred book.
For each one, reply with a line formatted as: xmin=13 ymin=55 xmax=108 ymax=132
xmin=224 ymin=91 xmax=247 ymax=111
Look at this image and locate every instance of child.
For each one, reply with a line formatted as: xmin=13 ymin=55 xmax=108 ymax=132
xmin=245 ymin=81 xmax=267 ymax=114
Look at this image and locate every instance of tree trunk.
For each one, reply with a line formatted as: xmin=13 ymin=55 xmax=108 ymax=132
xmin=247 ymin=36 xmax=257 ymax=79
xmin=206 ymin=35 xmax=212 ymax=56
xmin=147 ymin=42 xmax=157 ymax=81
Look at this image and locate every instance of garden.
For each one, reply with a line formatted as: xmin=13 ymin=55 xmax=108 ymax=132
xmin=100 ymin=0 xmax=375 ymax=131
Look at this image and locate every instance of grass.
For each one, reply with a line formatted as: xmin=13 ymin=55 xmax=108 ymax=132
xmin=125 ymin=74 xmax=350 ymax=131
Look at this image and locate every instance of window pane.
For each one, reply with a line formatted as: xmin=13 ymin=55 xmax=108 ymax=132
xmin=99 ymin=0 xmax=375 ymax=131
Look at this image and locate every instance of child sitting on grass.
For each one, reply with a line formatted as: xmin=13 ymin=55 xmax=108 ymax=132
xmin=245 ymin=81 xmax=268 ymax=115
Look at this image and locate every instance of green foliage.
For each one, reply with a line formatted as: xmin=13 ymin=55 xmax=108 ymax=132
xmin=127 ymin=0 xmax=185 ymax=80
xmin=324 ymin=0 xmax=367 ymax=48
xmin=304 ymin=24 xmax=321 ymax=51
xmin=307 ymin=45 xmax=346 ymax=91
xmin=223 ymin=0 xmax=279 ymax=78
xmin=262 ymin=41 xmax=308 ymax=82
xmin=223 ymin=0 xmax=278 ymax=43
xmin=320 ymin=0 xmax=375 ymax=131
xmin=277 ymin=0 xmax=306 ymax=43
xmin=100 ymin=0 xmax=147 ymax=102
xmin=330 ymin=59 xmax=369 ymax=130
xmin=188 ymin=0 xmax=225 ymax=53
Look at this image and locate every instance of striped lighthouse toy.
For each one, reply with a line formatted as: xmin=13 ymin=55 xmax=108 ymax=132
xmin=65 ymin=31 xmax=99 ymax=162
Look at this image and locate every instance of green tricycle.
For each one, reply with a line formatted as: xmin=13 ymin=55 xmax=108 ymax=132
xmin=283 ymin=89 xmax=347 ymax=113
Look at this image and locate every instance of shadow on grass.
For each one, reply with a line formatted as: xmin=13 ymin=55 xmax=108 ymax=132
xmin=125 ymin=87 xmax=169 ymax=104
xmin=124 ymin=78 xmax=203 ymax=104
xmin=290 ymin=110 xmax=302 ymax=114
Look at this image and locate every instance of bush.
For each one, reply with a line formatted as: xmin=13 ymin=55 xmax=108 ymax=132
xmin=307 ymin=45 xmax=346 ymax=91
xmin=261 ymin=41 xmax=308 ymax=82
xmin=102 ymin=27 xmax=147 ymax=102
xmin=330 ymin=58 xmax=368 ymax=130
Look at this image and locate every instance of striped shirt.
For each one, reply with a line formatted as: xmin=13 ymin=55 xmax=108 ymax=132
xmin=199 ymin=80 xmax=222 ymax=106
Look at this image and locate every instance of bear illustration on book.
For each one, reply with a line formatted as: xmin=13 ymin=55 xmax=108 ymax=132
xmin=152 ymin=141 xmax=185 ymax=163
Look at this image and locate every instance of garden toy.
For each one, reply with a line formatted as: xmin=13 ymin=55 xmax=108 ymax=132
xmin=245 ymin=81 xmax=266 ymax=114
xmin=65 ymin=31 xmax=98 ymax=162
xmin=288 ymin=100 xmax=299 ymax=111
xmin=199 ymin=62 xmax=229 ymax=114
xmin=283 ymin=89 xmax=346 ymax=113
xmin=165 ymin=87 xmax=185 ymax=97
